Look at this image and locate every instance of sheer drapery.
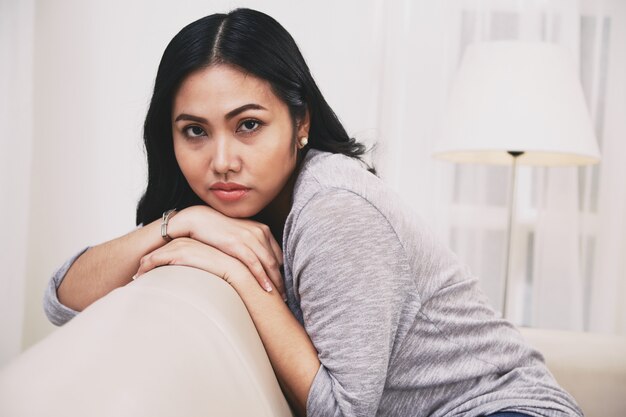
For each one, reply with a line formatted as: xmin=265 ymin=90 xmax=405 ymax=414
xmin=377 ymin=0 xmax=625 ymax=334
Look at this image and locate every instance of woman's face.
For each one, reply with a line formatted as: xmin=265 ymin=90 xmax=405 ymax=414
xmin=172 ymin=64 xmax=308 ymax=218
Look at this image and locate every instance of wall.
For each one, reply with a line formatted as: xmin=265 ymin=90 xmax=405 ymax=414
xmin=0 ymin=0 xmax=34 ymax=367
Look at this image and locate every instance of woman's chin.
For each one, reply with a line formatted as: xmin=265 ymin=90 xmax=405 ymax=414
xmin=207 ymin=202 xmax=261 ymax=219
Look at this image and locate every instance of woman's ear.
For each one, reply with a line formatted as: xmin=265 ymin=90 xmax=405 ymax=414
xmin=297 ymin=108 xmax=310 ymax=139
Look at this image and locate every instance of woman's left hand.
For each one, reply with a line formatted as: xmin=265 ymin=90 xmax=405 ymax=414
xmin=133 ymin=237 xmax=256 ymax=290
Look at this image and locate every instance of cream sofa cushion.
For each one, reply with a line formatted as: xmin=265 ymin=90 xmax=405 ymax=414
xmin=0 ymin=266 xmax=293 ymax=417
xmin=519 ymin=326 xmax=626 ymax=417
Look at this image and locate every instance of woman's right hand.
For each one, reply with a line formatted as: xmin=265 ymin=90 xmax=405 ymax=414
xmin=168 ymin=205 xmax=285 ymax=298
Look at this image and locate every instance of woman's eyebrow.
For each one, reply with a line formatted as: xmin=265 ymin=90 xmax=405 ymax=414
xmin=174 ymin=114 xmax=207 ymax=124
xmin=225 ymin=103 xmax=268 ymax=120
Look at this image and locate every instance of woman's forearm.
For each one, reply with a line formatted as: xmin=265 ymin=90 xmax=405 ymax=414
xmin=57 ymin=218 xmax=160 ymax=311
xmin=232 ymin=278 xmax=321 ymax=417
xmin=58 ymin=203 xmax=287 ymax=313
xmin=57 ymin=212 xmax=190 ymax=312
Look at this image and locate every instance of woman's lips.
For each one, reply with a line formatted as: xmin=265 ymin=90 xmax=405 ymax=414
xmin=210 ymin=188 xmax=250 ymax=202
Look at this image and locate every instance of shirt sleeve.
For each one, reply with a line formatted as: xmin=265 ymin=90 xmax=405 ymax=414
xmin=43 ymin=246 xmax=90 ymax=326
xmin=290 ymin=189 xmax=415 ymax=417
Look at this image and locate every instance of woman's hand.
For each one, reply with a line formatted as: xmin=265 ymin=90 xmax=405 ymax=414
xmin=133 ymin=237 xmax=264 ymax=293
xmin=166 ymin=205 xmax=285 ymax=297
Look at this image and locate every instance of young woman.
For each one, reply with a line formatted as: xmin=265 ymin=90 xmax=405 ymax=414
xmin=44 ymin=8 xmax=583 ymax=417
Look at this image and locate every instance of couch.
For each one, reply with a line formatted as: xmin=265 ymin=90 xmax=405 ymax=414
xmin=518 ymin=325 xmax=626 ymax=416
xmin=0 ymin=265 xmax=624 ymax=416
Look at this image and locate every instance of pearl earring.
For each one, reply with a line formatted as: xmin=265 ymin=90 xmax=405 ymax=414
xmin=299 ymin=136 xmax=308 ymax=148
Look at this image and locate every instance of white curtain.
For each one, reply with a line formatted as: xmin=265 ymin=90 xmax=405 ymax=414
xmin=376 ymin=0 xmax=626 ymax=334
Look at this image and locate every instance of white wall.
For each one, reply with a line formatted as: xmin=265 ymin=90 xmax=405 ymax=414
xmin=20 ymin=0 xmax=386 ymax=350
xmin=0 ymin=0 xmax=34 ymax=367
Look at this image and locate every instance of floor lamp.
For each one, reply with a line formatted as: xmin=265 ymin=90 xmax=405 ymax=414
xmin=433 ymin=41 xmax=601 ymax=319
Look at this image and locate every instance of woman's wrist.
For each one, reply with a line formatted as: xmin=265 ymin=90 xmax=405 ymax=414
xmin=164 ymin=207 xmax=192 ymax=240
xmin=166 ymin=205 xmax=220 ymax=240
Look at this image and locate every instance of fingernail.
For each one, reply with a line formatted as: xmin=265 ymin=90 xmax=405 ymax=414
xmin=265 ymin=282 xmax=273 ymax=292
xmin=132 ymin=274 xmax=138 ymax=281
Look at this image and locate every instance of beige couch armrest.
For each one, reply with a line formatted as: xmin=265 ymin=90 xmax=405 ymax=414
xmin=0 ymin=266 xmax=294 ymax=417
xmin=519 ymin=326 xmax=626 ymax=417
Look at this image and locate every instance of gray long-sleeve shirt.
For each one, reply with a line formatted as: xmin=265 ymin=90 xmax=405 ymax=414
xmin=44 ymin=149 xmax=583 ymax=417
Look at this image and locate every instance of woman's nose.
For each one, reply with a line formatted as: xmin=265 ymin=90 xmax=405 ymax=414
xmin=212 ymin=135 xmax=241 ymax=175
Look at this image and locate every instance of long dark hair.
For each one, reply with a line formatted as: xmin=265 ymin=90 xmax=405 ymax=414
xmin=136 ymin=8 xmax=375 ymax=226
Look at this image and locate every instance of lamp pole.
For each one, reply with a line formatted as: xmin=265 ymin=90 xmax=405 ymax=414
xmin=502 ymin=151 xmax=524 ymax=319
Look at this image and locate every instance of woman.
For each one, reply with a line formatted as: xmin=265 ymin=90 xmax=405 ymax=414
xmin=44 ymin=8 xmax=583 ymax=417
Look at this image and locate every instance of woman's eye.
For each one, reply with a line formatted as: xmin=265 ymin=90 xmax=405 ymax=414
xmin=184 ymin=125 xmax=206 ymax=138
xmin=238 ymin=119 xmax=262 ymax=133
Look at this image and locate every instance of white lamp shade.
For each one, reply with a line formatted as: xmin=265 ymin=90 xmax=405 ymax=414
xmin=434 ymin=41 xmax=601 ymax=166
